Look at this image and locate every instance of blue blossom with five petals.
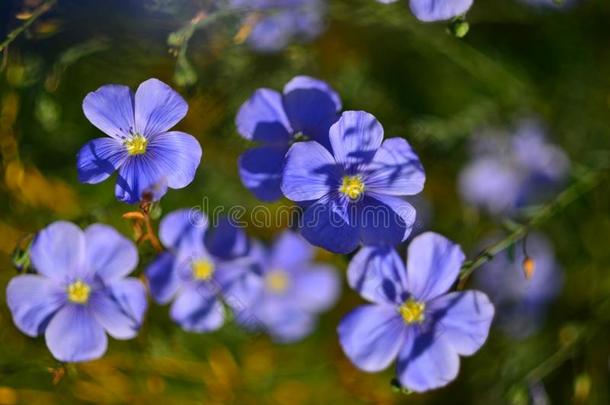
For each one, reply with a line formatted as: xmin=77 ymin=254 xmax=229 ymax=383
xmin=77 ymin=78 xmax=202 ymax=204
xmin=6 ymin=221 xmax=147 ymax=362
xmin=338 ymin=232 xmax=494 ymax=392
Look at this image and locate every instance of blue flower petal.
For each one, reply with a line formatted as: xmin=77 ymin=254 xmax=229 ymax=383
xmin=84 ymin=224 xmax=138 ymax=282
xmin=146 ymin=252 xmax=181 ymax=304
xmin=293 ymin=264 xmax=340 ymax=312
xmin=364 ymin=138 xmax=425 ymax=196
xmin=300 ymin=195 xmax=360 ymax=254
xmin=146 ymin=131 xmax=202 ymax=189
xmin=6 ymin=275 xmax=65 ymax=337
xmin=338 ymin=304 xmax=406 ymax=372
xmin=170 ymin=284 xmax=224 ymax=333
xmin=282 ymin=76 xmax=341 ymax=149
xmin=347 ymin=246 xmax=408 ymax=305
xmin=396 ymin=329 xmax=460 ymax=392
xmin=134 ymin=78 xmax=188 ymax=137
xmin=82 ymin=84 xmax=135 ymax=139
xmin=358 ymin=193 xmax=416 ymax=247
xmin=30 ymin=221 xmax=86 ymax=281
xmin=45 ymin=305 xmax=108 ymax=362
xmin=114 ymin=156 xmax=168 ymax=204
xmin=406 ymin=232 xmax=465 ymax=301
xmin=238 ymin=145 xmax=288 ymax=202
xmin=266 ymin=308 xmax=315 ymax=343
xmin=269 ymin=230 xmax=314 ymax=270
xmin=159 ymin=209 xmax=208 ymax=253
xmin=329 ymin=111 xmax=384 ymax=173
xmin=204 ymin=216 xmax=251 ymax=260
xmin=281 ymin=141 xmax=341 ymax=202
xmin=235 ymin=88 xmax=292 ymax=143
xmin=409 ymin=0 xmax=473 ymax=22
xmin=91 ymin=278 xmax=147 ymax=339
xmin=247 ymin=12 xmax=296 ymax=53
xmin=427 ymin=291 xmax=494 ymax=356
xmin=76 ymin=137 xmax=127 ymax=184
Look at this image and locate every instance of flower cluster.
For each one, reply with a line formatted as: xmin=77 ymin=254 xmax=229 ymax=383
xmin=7 ymin=76 xmax=500 ymax=394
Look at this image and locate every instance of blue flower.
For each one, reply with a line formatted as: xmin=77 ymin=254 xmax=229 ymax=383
xmin=236 ymin=75 xmax=341 ymax=201
xmin=458 ymin=119 xmax=569 ymax=216
xmin=408 ymin=0 xmax=473 ymax=22
xmin=6 ymin=221 xmax=147 ymax=362
xmin=281 ymin=110 xmax=425 ymax=254
xmin=236 ymin=230 xmax=340 ymax=343
xmin=77 ymin=78 xmax=202 ymax=204
xmin=338 ymin=232 xmax=494 ymax=392
xmin=475 ymin=232 xmax=563 ymax=339
xmin=231 ymin=0 xmax=326 ymax=53
xmin=145 ymin=209 xmax=259 ymax=333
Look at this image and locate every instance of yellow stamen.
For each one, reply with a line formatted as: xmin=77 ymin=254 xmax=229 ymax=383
xmin=339 ymin=175 xmax=365 ymax=200
xmin=192 ymin=259 xmax=214 ymax=281
xmin=67 ymin=280 xmax=91 ymax=304
xmin=124 ymin=134 xmax=147 ymax=155
xmin=399 ymin=299 xmax=425 ymax=324
xmin=265 ymin=270 xmax=289 ymax=293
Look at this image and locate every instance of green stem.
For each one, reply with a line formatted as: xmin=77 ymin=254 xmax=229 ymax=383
xmin=0 ymin=0 xmax=57 ymax=52
xmin=458 ymin=169 xmax=604 ymax=288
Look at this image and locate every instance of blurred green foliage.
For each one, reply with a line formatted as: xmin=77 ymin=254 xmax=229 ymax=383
xmin=0 ymin=0 xmax=609 ymax=403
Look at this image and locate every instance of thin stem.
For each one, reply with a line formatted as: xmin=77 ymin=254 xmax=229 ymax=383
xmin=457 ymin=169 xmax=604 ymax=289
xmin=122 ymin=202 xmax=163 ymax=253
xmin=0 ymin=0 xmax=57 ymax=52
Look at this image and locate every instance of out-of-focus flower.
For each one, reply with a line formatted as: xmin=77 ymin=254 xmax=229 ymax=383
xmin=6 ymin=221 xmax=147 ymax=362
xmin=281 ymin=110 xmax=425 ymax=254
xmin=77 ymin=78 xmax=202 ymax=204
xmin=236 ymin=75 xmax=341 ymax=201
xmin=376 ymin=0 xmax=473 ymax=22
xmin=458 ymin=119 xmax=570 ymax=217
xmin=146 ymin=209 xmax=258 ymax=332
xmin=338 ymin=232 xmax=494 ymax=392
xmin=475 ymin=232 xmax=563 ymax=339
xmin=231 ymin=0 xmax=326 ymax=53
xmin=236 ymin=230 xmax=340 ymax=343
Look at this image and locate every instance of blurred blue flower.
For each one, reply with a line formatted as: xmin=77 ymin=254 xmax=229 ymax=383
xmin=338 ymin=232 xmax=494 ymax=392
xmin=236 ymin=75 xmax=341 ymax=201
xmin=458 ymin=119 xmax=570 ymax=216
xmin=77 ymin=78 xmax=202 ymax=204
xmin=6 ymin=221 xmax=147 ymax=362
xmin=236 ymin=230 xmax=340 ymax=343
xmin=146 ymin=209 xmax=258 ymax=333
xmin=232 ymin=0 xmax=326 ymax=52
xmin=281 ymin=110 xmax=425 ymax=253
xmin=377 ymin=0 xmax=473 ymax=22
xmin=475 ymin=232 xmax=563 ymax=339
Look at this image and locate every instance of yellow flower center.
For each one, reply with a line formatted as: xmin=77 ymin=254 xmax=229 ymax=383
xmin=265 ymin=270 xmax=289 ymax=293
xmin=67 ymin=280 xmax=91 ymax=304
xmin=124 ymin=134 xmax=147 ymax=155
xmin=399 ymin=299 xmax=426 ymax=324
xmin=339 ymin=176 xmax=365 ymax=200
xmin=192 ymin=259 xmax=215 ymax=281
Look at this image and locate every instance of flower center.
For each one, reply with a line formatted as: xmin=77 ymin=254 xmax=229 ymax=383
xmin=399 ymin=299 xmax=426 ymax=324
xmin=265 ymin=270 xmax=290 ymax=293
xmin=339 ymin=175 xmax=365 ymax=200
xmin=67 ymin=280 xmax=91 ymax=304
xmin=192 ymin=259 xmax=215 ymax=281
xmin=124 ymin=134 xmax=147 ymax=155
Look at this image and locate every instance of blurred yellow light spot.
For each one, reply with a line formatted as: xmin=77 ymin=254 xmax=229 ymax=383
xmin=339 ymin=176 xmax=365 ymax=200
xmin=67 ymin=280 xmax=91 ymax=304
xmin=124 ymin=134 xmax=147 ymax=155
xmin=192 ymin=259 xmax=214 ymax=281
xmin=265 ymin=270 xmax=289 ymax=293
xmin=0 ymin=386 xmax=17 ymax=405
xmin=399 ymin=299 xmax=425 ymax=324
xmin=522 ymin=257 xmax=535 ymax=280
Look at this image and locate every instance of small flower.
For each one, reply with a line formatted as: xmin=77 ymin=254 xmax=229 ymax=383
xmin=6 ymin=221 xmax=147 ymax=362
xmin=475 ymin=233 xmax=563 ymax=339
xmin=236 ymin=75 xmax=341 ymax=201
xmin=281 ymin=110 xmax=425 ymax=253
xmin=338 ymin=232 xmax=494 ymax=392
xmin=458 ymin=119 xmax=570 ymax=216
xmin=231 ymin=0 xmax=326 ymax=53
xmin=238 ymin=231 xmax=340 ymax=343
xmin=77 ymin=78 xmax=202 ymax=204
xmin=408 ymin=0 xmax=473 ymax=22
xmin=145 ymin=209 xmax=259 ymax=332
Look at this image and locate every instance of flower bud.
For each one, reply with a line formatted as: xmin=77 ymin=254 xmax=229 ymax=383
xmin=522 ymin=256 xmax=535 ymax=280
